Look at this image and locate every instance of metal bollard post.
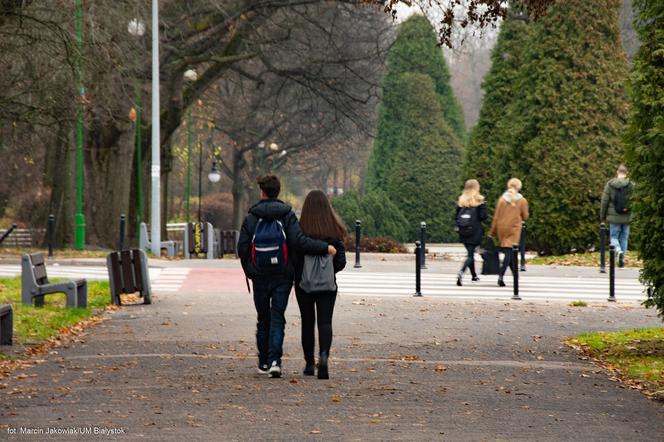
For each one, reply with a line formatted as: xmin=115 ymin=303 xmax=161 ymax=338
xmin=47 ymin=214 xmax=55 ymax=258
xmin=420 ymin=221 xmax=427 ymax=269
xmin=354 ymin=220 xmax=362 ymax=268
xmin=511 ymin=244 xmax=521 ymax=300
xmin=599 ymin=223 xmax=607 ymax=273
xmin=117 ymin=214 xmax=126 ymax=251
xmin=414 ymin=241 xmax=422 ymax=297
xmin=608 ymin=245 xmax=616 ymax=302
xmin=520 ymin=222 xmax=526 ymax=272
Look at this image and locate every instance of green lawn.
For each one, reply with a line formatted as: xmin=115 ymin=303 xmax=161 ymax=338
xmin=529 ymin=251 xmax=641 ymax=268
xmin=0 ymin=277 xmax=110 ymax=358
xmin=568 ymin=328 xmax=664 ymax=392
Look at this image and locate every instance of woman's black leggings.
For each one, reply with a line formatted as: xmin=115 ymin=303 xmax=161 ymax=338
xmin=295 ymin=286 xmax=337 ymax=361
xmin=499 ymin=247 xmax=514 ymax=277
xmin=460 ymin=243 xmax=478 ymax=277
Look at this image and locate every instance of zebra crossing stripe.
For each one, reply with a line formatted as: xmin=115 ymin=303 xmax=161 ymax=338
xmin=336 ymin=271 xmax=645 ymax=301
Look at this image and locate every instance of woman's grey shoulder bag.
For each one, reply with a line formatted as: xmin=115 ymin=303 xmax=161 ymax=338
xmin=299 ymin=254 xmax=337 ymax=293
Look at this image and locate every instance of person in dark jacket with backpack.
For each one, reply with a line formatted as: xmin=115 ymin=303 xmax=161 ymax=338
xmin=455 ymin=179 xmax=488 ymax=286
xmin=600 ymin=164 xmax=634 ymax=268
xmin=293 ymin=190 xmax=347 ymax=379
xmin=238 ymin=175 xmax=337 ymax=378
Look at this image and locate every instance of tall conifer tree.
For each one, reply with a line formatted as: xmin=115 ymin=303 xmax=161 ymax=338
xmin=475 ymin=0 xmax=629 ymax=253
xmin=367 ymin=14 xmax=465 ymax=192
xmin=384 ymin=73 xmax=462 ymax=241
xmin=464 ymin=17 xmax=532 ymax=207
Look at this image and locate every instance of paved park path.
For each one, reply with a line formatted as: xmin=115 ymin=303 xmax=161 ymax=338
xmin=1 ymin=258 xmax=663 ymax=440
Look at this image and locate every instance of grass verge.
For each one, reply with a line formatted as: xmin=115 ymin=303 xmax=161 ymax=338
xmin=529 ymin=251 xmax=641 ymax=268
xmin=567 ymin=328 xmax=664 ymax=395
xmin=0 ymin=276 xmax=111 ymax=358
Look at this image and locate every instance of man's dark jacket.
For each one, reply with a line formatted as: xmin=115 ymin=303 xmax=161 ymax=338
xmin=238 ymin=199 xmax=328 ymax=280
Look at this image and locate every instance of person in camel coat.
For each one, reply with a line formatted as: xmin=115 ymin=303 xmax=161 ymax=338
xmin=488 ymin=178 xmax=529 ymax=287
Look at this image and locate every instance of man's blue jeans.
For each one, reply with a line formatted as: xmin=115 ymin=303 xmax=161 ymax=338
xmin=609 ymin=223 xmax=630 ymax=255
xmin=252 ymin=278 xmax=292 ymax=366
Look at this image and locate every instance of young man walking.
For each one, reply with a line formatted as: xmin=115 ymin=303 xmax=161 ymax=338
xmin=600 ymin=164 xmax=634 ymax=268
xmin=238 ymin=175 xmax=336 ymax=378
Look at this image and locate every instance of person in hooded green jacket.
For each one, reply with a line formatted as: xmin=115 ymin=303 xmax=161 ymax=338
xmin=600 ymin=164 xmax=634 ymax=267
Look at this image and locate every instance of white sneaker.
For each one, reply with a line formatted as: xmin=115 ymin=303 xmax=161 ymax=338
xmin=268 ymin=361 xmax=282 ymax=378
xmin=257 ymin=363 xmax=269 ymax=375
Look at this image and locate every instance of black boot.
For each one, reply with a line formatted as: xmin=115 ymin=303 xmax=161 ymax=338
xmin=456 ymin=271 xmax=463 ymax=287
xmin=318 ymin=351 xmax=329 ymax=379
xmin=498 ymin=276 xmax=506 ymax=287
xmin=303 ymin=357 xmax=315 ymax=376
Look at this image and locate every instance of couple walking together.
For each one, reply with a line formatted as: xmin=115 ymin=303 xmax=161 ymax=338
xmin=238 ymin=175 xmax=346 ymax=379
xmin=456 ymin=178 xmax=529 ymax=287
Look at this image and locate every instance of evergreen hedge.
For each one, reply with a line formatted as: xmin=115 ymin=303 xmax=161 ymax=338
xmin=331 ymin=190 xmax=409 ymax=241
xmin=625 ymin=0 xmax=664 ymax=316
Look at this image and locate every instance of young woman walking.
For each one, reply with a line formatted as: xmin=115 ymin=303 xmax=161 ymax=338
xmin=488 ymin=178 xmax=529 ymax=287
xmin=295 ymin=190 xmax=347 ymax=379
xmin=455 ymin=179 xmax=488 ymax=286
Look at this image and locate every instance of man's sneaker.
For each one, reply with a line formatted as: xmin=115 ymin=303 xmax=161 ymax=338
xmin=257 ymin=363 xmax=269 ymax=375
xmin=618 ymin=252 xmax=625 ymax=268
xmin=268 ymin=361 xmax=282 ymax=378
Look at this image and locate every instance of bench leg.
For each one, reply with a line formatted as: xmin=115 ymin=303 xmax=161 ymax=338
xmin=34 ymin=295 xmax=45 ymax=307
xmin=65 ymin=283 xmax=77 ymax=308
xmin=77 ymin=282 xmax=88 ymax=308
xmin=0 ymin=311 xmax=12 ymax=345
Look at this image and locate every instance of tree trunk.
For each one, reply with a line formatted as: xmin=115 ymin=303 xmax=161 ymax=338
xmin=83 ymin=116 xmax=134 ymax=248
xmin=46 ymin=122 xmax=73 ymax=247
xmin=232 ymin=149 xmax=247 ymax=230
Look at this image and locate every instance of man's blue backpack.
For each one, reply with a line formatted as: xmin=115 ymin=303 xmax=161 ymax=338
xmin=251 ymin=218 xmax=288 ymax=274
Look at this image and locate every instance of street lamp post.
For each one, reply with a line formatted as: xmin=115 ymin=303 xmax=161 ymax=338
xmin=150 ymin=0 xmax=161 ymax=255
xmin=183 ymin=69 xmax=197 ymax=225
xmin=74 ymin=0 xmax=86 ymax=250
xmin=128 ymin=18 xmax=145 ymax=247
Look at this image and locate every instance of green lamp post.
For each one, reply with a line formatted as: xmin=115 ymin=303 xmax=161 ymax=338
xmin=74 ymin=0 xmax=85 ymax=250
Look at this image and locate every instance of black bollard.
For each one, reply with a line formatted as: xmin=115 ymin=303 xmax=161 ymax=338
xmin=354 ymin=220 xmax=362 ymax=268
xmin=47 ymin=214 xmax=55 ymax=258
xmin=599 ymin=223 xmax=607 ymax=274
xmin=414 ymin=241 xmax=422 ymax=297
xmin=420 ymin=221 xmax=427 ymax=269
xmin=608 ymin=245 xmax=616 ymax=302
xmin=520 ymin=222 xmax=526 ymax=272
xmin=117 ymin=214 xmax=126 ymax=251
xmin=511 ymin=244 xmax=521 ymax=300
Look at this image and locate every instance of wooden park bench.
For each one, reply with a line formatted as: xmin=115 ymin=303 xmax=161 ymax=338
xmin=106 ymin=249 xmax=152 ymax=306
xmin=0 ymin=304 xmax=12 ymax=345
xmin=184 ymin=222 xmax=216 ymax=259
xmin=0 ymin=227 xmax=45 ymax=248
xmin=139 ymin=223 xmax=178 ymax=257
xmin=21 ymin=253 xmax=87 ymax=308
xmin=218 ymin=229 xmax=239 ymax=258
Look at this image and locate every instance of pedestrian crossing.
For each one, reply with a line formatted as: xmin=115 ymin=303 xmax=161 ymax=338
xmin=336 ymin=271 xmax=646 ymax=302
xmin=150 ymin=267 xmax=189 ymax=292
xmin=0 ymin=265 xmax=189 ymax=293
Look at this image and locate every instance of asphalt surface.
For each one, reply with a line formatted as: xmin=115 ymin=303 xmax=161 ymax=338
xmin=1 ymin=257 xmax=662 ymax=441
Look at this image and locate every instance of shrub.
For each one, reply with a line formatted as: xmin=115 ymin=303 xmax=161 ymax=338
xmin=343 ymin=236 xmax=408 ymax=254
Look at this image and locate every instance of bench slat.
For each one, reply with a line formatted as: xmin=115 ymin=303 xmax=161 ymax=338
xmin=120 ymin=250 xmax=135 ymax=293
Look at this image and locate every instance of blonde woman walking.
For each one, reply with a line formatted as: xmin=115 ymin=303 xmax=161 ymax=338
xmin=488 ymin=178 xmax=529 ymax=287
xmin=455 ymin=179 xmax=488 ymax=286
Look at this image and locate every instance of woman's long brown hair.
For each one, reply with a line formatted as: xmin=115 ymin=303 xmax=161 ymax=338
xmin=299 ymin=190 xmax=347 ymax=240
